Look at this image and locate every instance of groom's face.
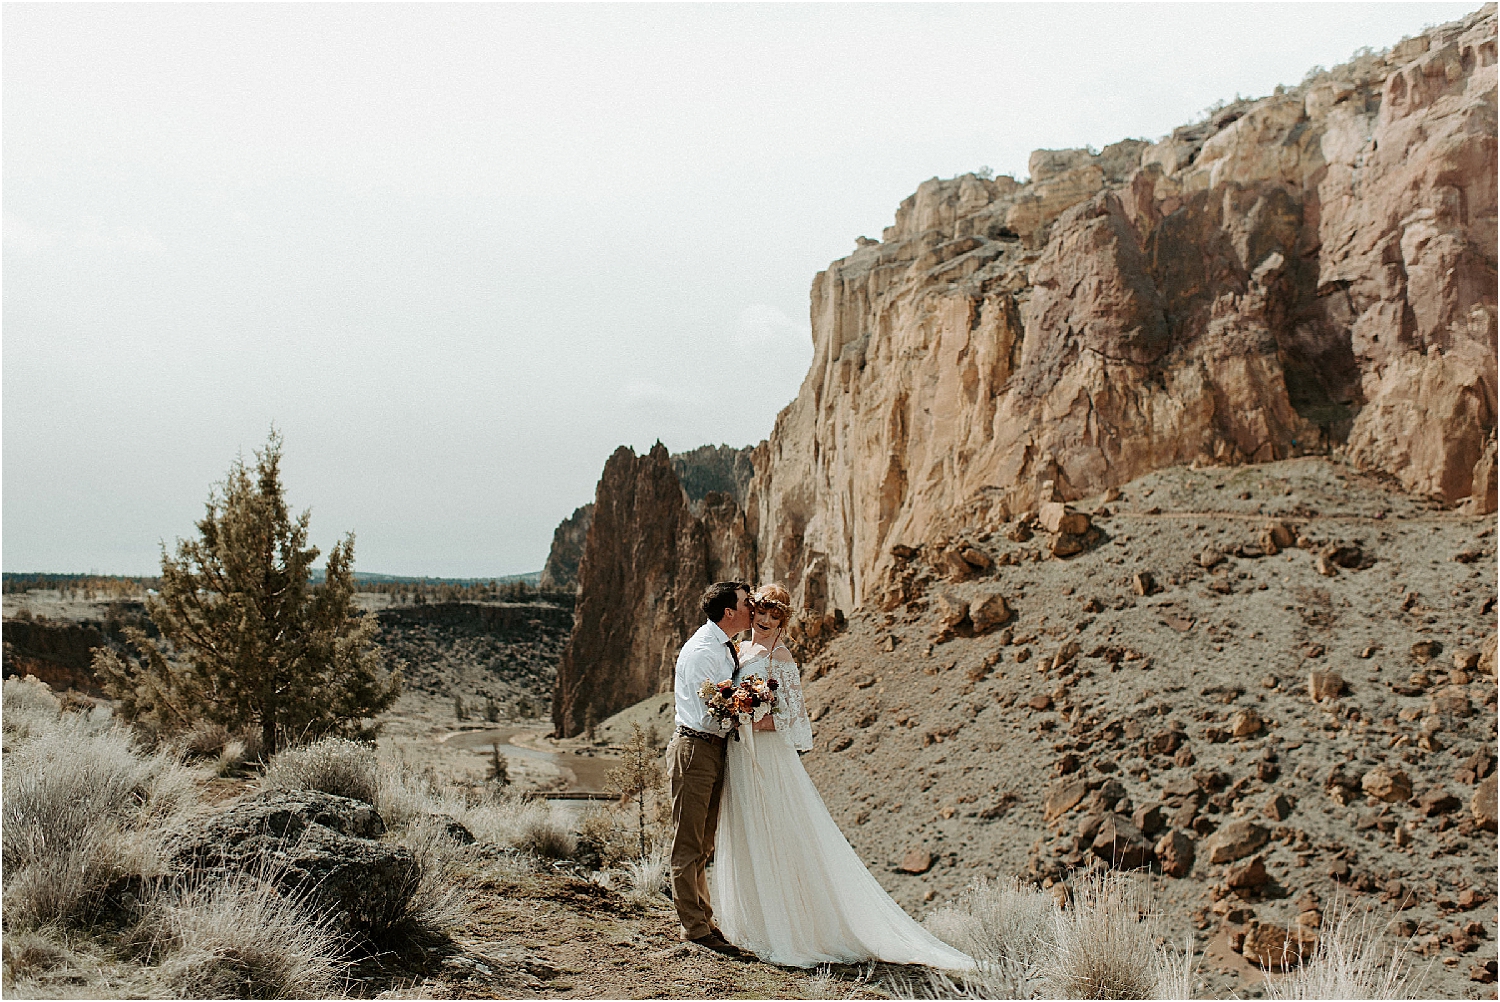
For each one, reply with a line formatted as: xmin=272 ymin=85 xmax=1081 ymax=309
xmin=724 ymin=589 xmax=753 ymax=635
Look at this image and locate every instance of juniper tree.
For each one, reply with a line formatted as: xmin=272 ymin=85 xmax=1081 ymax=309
xmin=93 ymin=430 xmax=401 ymax=753
xmin=604 ymin=723 xmax=665 ymax=858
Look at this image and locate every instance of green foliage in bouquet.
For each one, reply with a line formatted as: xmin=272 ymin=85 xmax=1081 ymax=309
xmin=93 ymin=430 xmax=401 ymax=754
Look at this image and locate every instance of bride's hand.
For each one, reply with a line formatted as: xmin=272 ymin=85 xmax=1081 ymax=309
xmin=752 ymin=716 xmax=776 ymax=732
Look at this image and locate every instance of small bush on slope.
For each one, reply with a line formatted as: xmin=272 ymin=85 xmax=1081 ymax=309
xmin=262 ymin=736 xmax=380 ymax=804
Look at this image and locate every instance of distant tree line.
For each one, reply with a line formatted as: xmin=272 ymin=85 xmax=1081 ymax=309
xmin=357 ymin=578 xmax=574 ymax=607
xmin=2 ymin=573 xmax=161 ymax=599
xmin=3 ymin=574 xmax=573 ymax=607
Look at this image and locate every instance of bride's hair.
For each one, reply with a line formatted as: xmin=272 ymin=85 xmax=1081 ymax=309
xmin=751 ymin=583 xmax=792 ymax=622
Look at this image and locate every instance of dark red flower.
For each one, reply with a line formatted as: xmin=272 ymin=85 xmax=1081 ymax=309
xmin=767 ymin=678 xmax=780 ymax=691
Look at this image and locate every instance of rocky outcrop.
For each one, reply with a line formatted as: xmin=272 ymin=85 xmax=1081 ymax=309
xmin=751 ymin=7 xmax=1497 ymax=616
xmin=672 ymin=444 xmax=755 ymax=508
xmin=171 ymin=789 xmax=419 ymax=935
xmin=550 ymin=444 xmax=755 ymax=736
xmin=539 ymin=504 xmax=593 ymax=591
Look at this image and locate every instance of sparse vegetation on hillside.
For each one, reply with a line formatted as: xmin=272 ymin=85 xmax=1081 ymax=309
xmin=92 ymin=430 xmax=402 ymax=754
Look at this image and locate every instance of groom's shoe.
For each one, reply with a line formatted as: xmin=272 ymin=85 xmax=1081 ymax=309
xmin=689 ymin=932 xmax=744 ymax=959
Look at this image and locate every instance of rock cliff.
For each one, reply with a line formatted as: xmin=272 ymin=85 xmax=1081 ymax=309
xmin=671 ymin=444 xmax=755 ymax=508
xmin=539 ymin=504 xmax=593 ymax=591
xmin=550 ymin=444 xmax=755 ymax=736
xmin=554 ymin=7 xmax=1497 ymax=729
xmin=753 ymin=7 xmax=1497 ymax=617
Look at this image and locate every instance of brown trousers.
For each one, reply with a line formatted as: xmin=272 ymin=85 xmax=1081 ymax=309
xmin=667 ymin=732 xmax=726 ymax=941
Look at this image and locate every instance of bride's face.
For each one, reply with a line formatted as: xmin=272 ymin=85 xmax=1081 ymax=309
xmin=752 ymin=607 xmax=785 ymax=634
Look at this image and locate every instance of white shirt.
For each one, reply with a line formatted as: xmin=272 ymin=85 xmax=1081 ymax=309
xmin=674 ymin=619 xmax=740 ymax=734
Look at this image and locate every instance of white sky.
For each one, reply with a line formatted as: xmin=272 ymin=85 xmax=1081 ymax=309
xmin=3 ymin=2 xmax=1479 ymax=578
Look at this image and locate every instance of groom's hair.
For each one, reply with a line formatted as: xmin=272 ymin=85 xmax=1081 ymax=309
xmin=702 ymin=581 xmax=750 ymax=624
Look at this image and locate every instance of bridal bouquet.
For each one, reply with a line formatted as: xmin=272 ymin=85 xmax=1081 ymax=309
xmin=698 ymin=674 xmax=781 ymax=730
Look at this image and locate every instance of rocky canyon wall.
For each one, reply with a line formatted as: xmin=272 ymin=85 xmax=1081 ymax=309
xmin=753 ymin=6 xmax=1497 ymax=617
xmin=550 ymin=444 xmax=755 ymax=736
xmin=551 ymin=7 xmax=1497 ymax=731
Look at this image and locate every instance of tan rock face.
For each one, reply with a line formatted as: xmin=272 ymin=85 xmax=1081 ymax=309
xmin=747 ymin=8 xmax=1497 ymax=616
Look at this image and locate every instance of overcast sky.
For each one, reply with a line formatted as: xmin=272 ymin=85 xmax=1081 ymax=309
xmin=3 ymin=2 xmax=1478 ymax=578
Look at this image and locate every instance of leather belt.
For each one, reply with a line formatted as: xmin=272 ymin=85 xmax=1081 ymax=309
xmin=677 ymin=724 xmax=727 ymax=747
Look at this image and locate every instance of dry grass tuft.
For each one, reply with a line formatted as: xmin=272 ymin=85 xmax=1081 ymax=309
xmin=262 ymin=736 xmax=379 ymax=804
xmin=620 ymin=846 xmax=671 ymax=903
xmin=391 ymin=814 xmax=475 ymax=933
xmin=1041 ymin=868 xmax=1169 ymax=1000
xmin=2 ymin=713 xmax=200 ymax=927
xmin=1264 ymin=895 xmax=1427 ymax=1000
xmin=462 ymin=792 xmax=576 ymax=859
xmin=375 ymin=759 xmax=467 ymax=828
xmin=2 ymin=676 xmax=62 ymax=744
xmin=132 ymin=870 xmax=346 ymax=1000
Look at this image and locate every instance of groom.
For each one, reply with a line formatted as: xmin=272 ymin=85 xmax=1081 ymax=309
xmin=668 ymin=580 xmax=754 ymax=957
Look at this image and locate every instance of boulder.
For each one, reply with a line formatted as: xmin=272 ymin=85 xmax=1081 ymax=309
xmin=1199 ymin=547 xmax=1226 ymax=569
xmin=1416 ymin=788 xmax=1462 ymax=817
xmin=934 ymin=590 xmax=969 ymax=630
xmin=1242 ymin=920 xmax=1316 ymax=971
xmin=969 ymin=592 xmax=1012 ymax=633
xmin=1131 ymin=571 xmax=1158 ymax=597
xmin=959 ymin=546 xmax=993 ymax=570
xmin=1229 ymin=708 xmax=1263 ymax=737
xmin=1263 ymin=794 xmax=1295 ymax=822
xmin=938 ymin=550 xmax=975 ymax=582
xmin=1326 ymin=767 xmax=1362 ymax=806
xmin=1480 ymin=634 xmax=1497 ymax=676
xmin=1028 ymin=693 xmax=1054 ymax=711
xmin=1154 ymin=830 xmax=1195 ymax=878
xmin=1411 ymin=639 xmax=1444 ymax=664
xmin=1051 ymin=640 xmax=1081 ymax=671
xmin=1473 ymin=775 xmax=1498 ymax=832
xmin=1203 ymin=820 xmax=1269 ymax=864
xmin=1362 ymin=765 xmax=1413 ymax=803
xmin=1308 ymin=670 xmax=1345 ymax=701
xmin=1264 ymin=521 xmax=1296 ymax=549
xmin=1038 ymin=501 xmax=1090 ymax=536
xmin=1225 ymin=854 xmax=1270 ymax=890
xmin=1091 ymin=814 xmax=1152 ymax=870
xmin=1051 ymin=532 xmax=1090 ymax=557
xmin=1043 ymin=779 xmax=1088 ymax=821
xmin=171 ymin=789 xmax=419 ymax=934
xmin=1430 ymin=686 xmax=1473 ymax=717
xmin=898 ymin=848 xmax=935 ymax=874
xmin=1131 ymin=803 xmax=1165 ymax=837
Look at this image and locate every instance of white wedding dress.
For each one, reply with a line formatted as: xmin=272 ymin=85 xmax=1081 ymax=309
xmin=710 ymin=648 xmax=975 ymax=970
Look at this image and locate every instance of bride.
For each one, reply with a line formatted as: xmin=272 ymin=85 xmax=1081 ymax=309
xmin=710 ymin=583 xmax=975 ymax=971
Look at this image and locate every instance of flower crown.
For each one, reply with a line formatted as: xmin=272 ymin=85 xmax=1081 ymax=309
xmin=749 ymin=595 xmax=791 ymax=618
